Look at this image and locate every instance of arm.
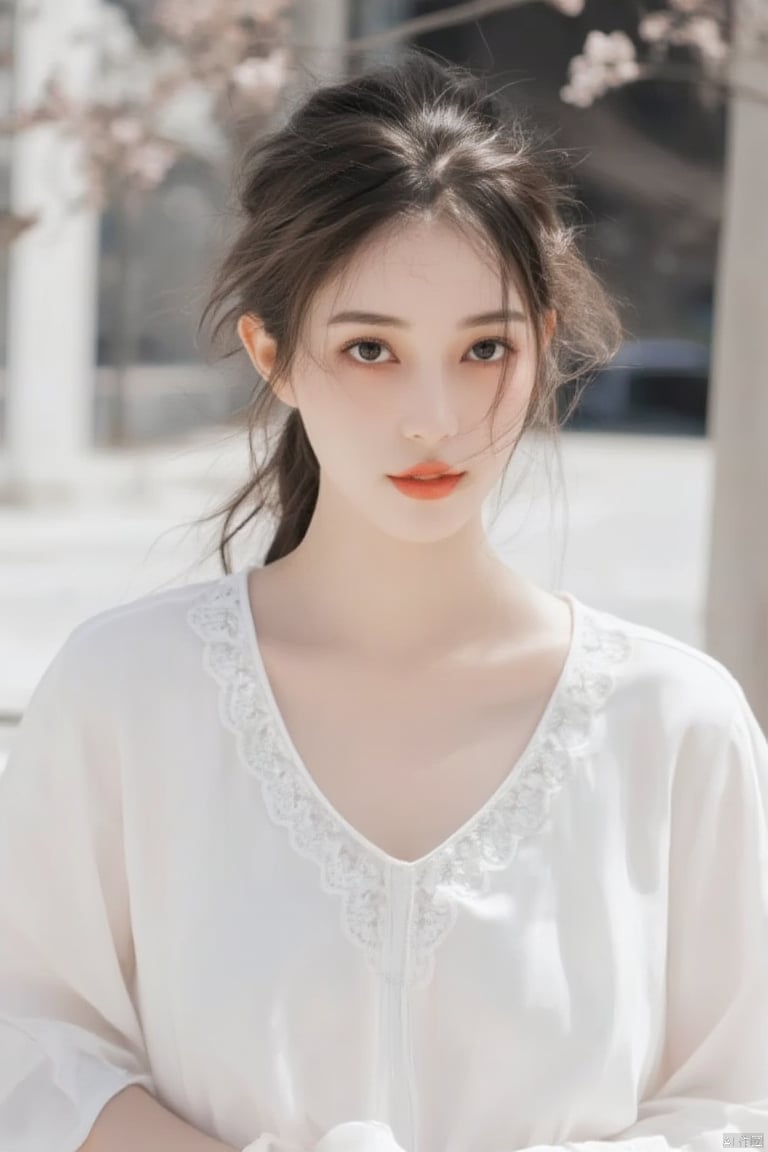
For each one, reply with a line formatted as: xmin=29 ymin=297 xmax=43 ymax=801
xmin=79 ymin=1084 xmax=237 ymax=1152
xmin=0 ymin=632 xmax=153 ymax=1149
xmin=517 ymin=683 xmax=768 ymax=1152
xmin=83 ymin=1108 xmax=408 ymax=1152
xmin=0 ymin=627 xmax=238 ymax=1150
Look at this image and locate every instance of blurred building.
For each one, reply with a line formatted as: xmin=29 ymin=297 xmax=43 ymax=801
xmin=0 ymin=0 xmax=723 ymax=453
xmin=411 ymin=0 xmax=723 ymax=436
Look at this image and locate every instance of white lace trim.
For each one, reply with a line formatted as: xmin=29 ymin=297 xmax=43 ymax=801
xmin=187 ymin=573 xmax=632 ymax=989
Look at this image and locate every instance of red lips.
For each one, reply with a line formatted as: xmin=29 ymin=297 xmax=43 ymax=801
xmin=390 ymin=460 xmax=464 ymax=479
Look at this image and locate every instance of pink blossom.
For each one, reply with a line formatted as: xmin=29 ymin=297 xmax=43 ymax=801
xmin=548 ymin=0 xmax=586 ymax=14
xmin=232 ymin=50 xmax=288 ymax=94
xmin=110 ymin=116 xmax=144 ymax=146
xmin=687 ymin=15 xmax=728 ymax=62
xmin=584 ymin=30 xmax=637 ymax=64
xmin=638 ymin=13 xmax=673 ymax=43
xmin=128 ymin=140 xmax=179 ymax=189
xmin=561 ymin=30 xmax=641 ymax=107
xmin=670 ymin=0 xmax=706 ymax=12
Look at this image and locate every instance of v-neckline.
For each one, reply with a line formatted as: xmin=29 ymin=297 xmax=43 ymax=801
xmin=235 ymin=566 xmax=585 ymax=871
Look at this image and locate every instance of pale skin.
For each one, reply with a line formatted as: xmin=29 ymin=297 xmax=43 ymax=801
xmin=237 ymin=214 xmax=567 ymax=668
xmin=80 ymin=219 xmax=573 ymax=1144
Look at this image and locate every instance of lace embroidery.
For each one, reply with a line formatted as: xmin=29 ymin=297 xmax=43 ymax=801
xmin=187 ymin=574 xmax=632 ymax=989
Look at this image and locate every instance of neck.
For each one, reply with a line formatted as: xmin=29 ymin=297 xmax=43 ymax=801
xmin=258 ymin=508 xmax=542 ymax=663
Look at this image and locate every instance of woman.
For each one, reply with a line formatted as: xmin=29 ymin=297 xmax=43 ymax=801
xmin=0 ymin=50 xmax=766 ymax=1152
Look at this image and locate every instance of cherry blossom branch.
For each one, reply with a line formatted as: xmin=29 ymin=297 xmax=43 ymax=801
xmin=559 ymin=0 xmax=768 ymax=109
xmin=2 ymin=0 xmax=293 ymax=217
xmin=339 ymin=0 xmax=584 ymax=56
xmin=1 ymin=0 xmax=765 ymax=244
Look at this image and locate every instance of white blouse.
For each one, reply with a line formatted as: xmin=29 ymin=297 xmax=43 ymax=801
xmin=0 ymin=568 xmax=766 ymax=1152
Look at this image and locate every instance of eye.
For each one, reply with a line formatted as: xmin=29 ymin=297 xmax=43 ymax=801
xmin=342 ymin=339 xmax=394 ymax=364
xmin=466 ymin=339 xmax=514 ymax=363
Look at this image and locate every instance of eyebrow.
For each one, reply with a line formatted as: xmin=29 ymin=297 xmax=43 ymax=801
xmin=328 ymin=309 xmax=527 ymax=328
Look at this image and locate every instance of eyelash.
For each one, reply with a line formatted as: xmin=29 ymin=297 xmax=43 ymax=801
xmin=339 ymin=337 xmax=516 ymax=366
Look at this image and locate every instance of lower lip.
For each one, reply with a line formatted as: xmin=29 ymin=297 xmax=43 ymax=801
xmin=387 ymin=473 xmax=466 ymax=500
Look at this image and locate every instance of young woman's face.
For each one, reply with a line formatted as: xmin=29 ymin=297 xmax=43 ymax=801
xmin=243 ymin=215 xmax=545 ymax=545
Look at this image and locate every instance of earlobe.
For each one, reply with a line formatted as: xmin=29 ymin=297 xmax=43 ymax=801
xmin=236 ymin=313 xmax=296 ymax=407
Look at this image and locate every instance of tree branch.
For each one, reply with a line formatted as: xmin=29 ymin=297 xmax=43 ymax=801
xmin=339 ymin=0 xmax=541 ymax=56
xmin=607 ymin=59 xmax=768 ymax=109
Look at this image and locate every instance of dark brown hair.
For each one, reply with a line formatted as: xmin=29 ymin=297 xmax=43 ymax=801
xmin=196 ymin=49 xmax=622 ymax=573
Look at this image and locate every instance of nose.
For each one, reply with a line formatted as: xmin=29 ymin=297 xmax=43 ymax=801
xmin=400 ymin=378 xmax=461 ymax=442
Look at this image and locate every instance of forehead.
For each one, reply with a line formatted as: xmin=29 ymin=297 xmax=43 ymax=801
xmin=310 ymin=216 xmax=526 ymax=323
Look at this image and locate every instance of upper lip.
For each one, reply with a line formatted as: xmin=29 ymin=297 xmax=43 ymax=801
xmin=390 ymin=460 xmax=465 ymax=479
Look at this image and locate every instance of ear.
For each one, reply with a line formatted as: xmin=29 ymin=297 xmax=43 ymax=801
xmin=237 ymin=313 xmax=297 ymax=408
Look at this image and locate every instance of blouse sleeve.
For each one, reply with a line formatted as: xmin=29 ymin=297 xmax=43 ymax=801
xmin=0 ymin=627 xmax=156 ymax=1151
xmin=520 ymin=680 xmax=768 ymax=1152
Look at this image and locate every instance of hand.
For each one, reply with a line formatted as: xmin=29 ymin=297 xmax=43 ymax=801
xmin=242 ymin=1119 xmax=408 ymax=1152
xmin=314 ymin=1121 xmax=408 ymax=1152
xmin=241 ymin=1135 xmax=306 ymax=1152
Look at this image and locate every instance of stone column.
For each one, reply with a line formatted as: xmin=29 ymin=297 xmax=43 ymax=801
xmin=705 ymin=0 xmax=768 ymax=729
xmin=3 ymin=0 xmax=99 ymax=502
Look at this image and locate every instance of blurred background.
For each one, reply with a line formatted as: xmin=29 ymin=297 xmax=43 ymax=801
xmin=0 ymin=0 xmax=766 ymax=767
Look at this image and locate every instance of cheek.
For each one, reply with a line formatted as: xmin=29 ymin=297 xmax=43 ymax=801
xmin=474 ymin=368 xmax=535 ymax=441
xmin=294 ymin=390 xmax=382 ymax=471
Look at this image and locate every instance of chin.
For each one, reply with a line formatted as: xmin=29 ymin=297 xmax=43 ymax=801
xmin=379 ymin=512 xmax=475 ymax=545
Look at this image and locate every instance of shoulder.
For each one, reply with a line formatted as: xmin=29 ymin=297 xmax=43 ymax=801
xmin=51 ymin=571 xmax=241 ymax=701
xmin=574 ymin=596 xmax=747 ymax=740
xmin=577 ymin=604 xmax=768 ymax=834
